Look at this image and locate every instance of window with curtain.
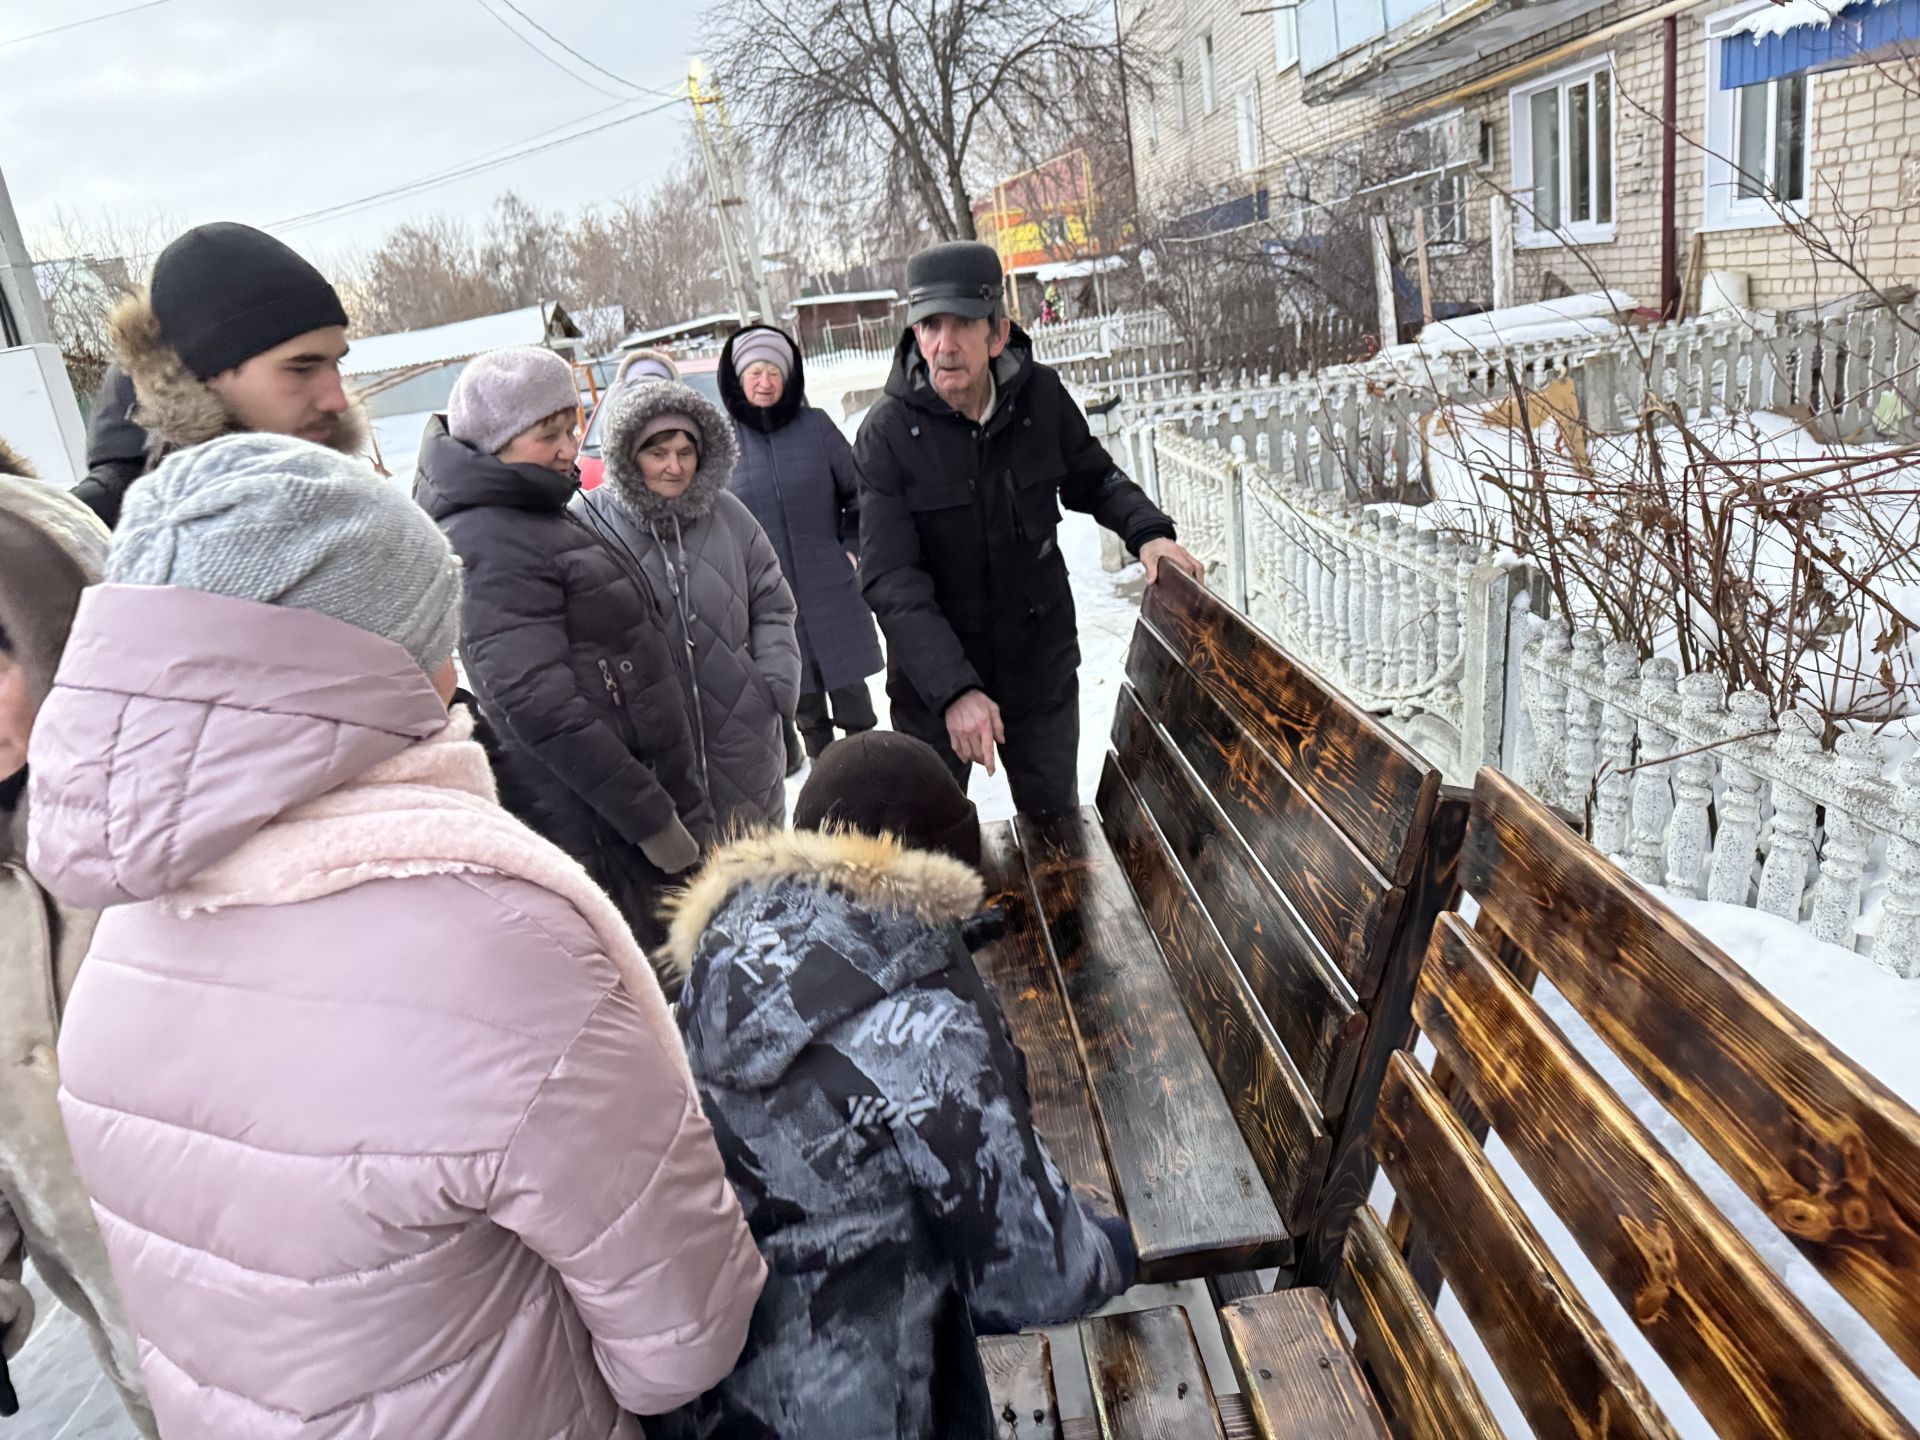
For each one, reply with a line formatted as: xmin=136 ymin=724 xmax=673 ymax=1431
xmin=1510 ymin=59 xmax=1616 ymax=243
xmin=1237 ymin=84 xmax=1263 ymax=172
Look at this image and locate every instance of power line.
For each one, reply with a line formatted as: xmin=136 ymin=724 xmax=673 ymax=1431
xmin=471 ymin=0 xmax=630 ymax=101
xmin=485 ymin=0 xmax=682 ymax=99
xmin=0 ymin=0 xmax=173 ymax=48
xmin=269 ymin=97 xmax=684 ymax=232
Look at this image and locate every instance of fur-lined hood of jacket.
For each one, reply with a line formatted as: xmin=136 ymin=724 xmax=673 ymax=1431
xmin=0 ymin=436 xmax=33 ymax=480
xmin=107 ymin=292 xmax=368 ymax=459
xmin=600 ymin=379 xmax=739 ymax=526
xmin=659 ymin=826 xmax=982 ymax=987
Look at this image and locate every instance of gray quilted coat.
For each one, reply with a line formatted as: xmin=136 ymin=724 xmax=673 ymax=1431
xmin=576 ymin=383 xmax=800 ymax=831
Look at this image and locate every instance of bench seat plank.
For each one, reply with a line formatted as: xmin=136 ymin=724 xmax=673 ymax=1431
xmin=1110 ymin=680 xmax=1365 ymax=1109
xmin=1126 ymin=623 xmax=1396 ymax=999
xmin=975 ymin=821 xmax=1118 ymax=1215
xmin=1018 ymin=807 xmax=1290 ymax=1281
xmin=1465 ymin=766 xmax=1920 ymax=1377
xmin=1097 ymin=757 xmax=1328 ymax=1234
xmin=1374 ymin=1054 xmax=1676 ymax=1440
xmin=981 ymin=1333 xmax=1064 ymax=1440
xmin=1335 ymin=1206 xmax=1504 ymax=1440
xmin=1416 ymin=912 xmax=1916 ymax=1437
xmin=1081 ymin=1305 xmax=1227 ymax=1440
xmin=1220 ymin=1289 xmax=1392 ymax=1439
xmin=1141 ymin=571 xmax=1436 ymax=885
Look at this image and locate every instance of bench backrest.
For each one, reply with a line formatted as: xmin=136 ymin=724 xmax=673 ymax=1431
xmin=1341 ymin=766 xmax=1920 ymax=1438
xmin=1096 ymin=568 xmax=1459 ymax=1282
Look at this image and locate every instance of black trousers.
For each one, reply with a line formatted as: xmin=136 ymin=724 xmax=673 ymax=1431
xmin=891 ymin=674 xmax=1080 ymax=820
xmin=795 ymin=682 xmax=879 ymax=758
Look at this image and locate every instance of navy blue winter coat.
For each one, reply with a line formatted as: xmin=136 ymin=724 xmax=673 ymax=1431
xmin=720 ymin=326 xmax=885 ymax=696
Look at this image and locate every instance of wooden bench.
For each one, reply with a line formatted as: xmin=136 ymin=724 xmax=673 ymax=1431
xmin=973 ymin=568 xmax=1465 ymax=1285
xmin=1021 ymin=765 xmax=1920 ymax=1437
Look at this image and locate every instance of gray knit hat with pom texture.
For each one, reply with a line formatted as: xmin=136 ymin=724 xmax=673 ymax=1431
xmin=110 ymin=433 xmax=462 ymax=675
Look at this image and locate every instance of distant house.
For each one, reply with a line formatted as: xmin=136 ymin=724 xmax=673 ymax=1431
xmin=789 ymin=290 xmax=901 ymax=352
xmin=618 ymin=312 xmax=753 ymax=355
xmin=348 ymin=302 xmax=584 ymax=420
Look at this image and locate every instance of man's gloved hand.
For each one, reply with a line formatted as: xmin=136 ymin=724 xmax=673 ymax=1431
xmin=944 ymin=689 xmax=1005 ymax=775
xmin=639 ymin=815 xmax=701 ymax=875
xmin=0 ymin=1276 xmax=35 ymax=1360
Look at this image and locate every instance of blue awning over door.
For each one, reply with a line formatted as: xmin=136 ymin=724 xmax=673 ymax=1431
xmin=1720 ymin=0 xmax=1920 ymax=87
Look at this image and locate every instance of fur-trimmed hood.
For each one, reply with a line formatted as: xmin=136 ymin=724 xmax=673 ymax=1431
xmin=108 ymin=292 xmax=368 ymax=459
xmin=599 ymin=378 xmax=739 ymax=525
xmin=665 ymin=828 xmax=985 ymax=1089
xmin=0 ymin=435 xmax=33 ymax=479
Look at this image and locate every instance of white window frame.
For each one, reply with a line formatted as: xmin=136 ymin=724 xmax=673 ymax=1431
xmin=1200 ymin=31 xmax=1218 ymax=115
xmin=1702 ymin=2 xmax=1814 ymax=230
xmin=1273 ymin=2 xmax=1300 ymax=71
xmin=1509 ymin=56 xmax=1618 ymax=248
xmin=1175 ymin=56 xmax=1190 ymax=132
xmin=1236 ymin=82 xmax=1264 ymax=173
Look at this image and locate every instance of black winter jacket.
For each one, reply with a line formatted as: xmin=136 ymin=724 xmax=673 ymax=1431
xmin=657 ymin=829 xmax=1132 ymax=1440
xmin=855 ymin=326 xmax=1174 ymax=717
xmin=69 ymin=366 xmax=148 ymax=530
xmin=413 ymin=417 xmax=712 ymax=946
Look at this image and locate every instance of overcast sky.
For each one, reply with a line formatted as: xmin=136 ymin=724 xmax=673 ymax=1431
xmin=0 ymin=0 xmax=712 ymax=267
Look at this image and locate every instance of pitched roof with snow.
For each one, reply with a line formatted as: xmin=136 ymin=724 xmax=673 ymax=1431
xmin=345 ymin=303 xmax=579 ymax=378
xmin=791 ymin=289 xmax=900 ymax=308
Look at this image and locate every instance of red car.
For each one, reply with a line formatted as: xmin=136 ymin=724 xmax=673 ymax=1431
xmin=577 ymin=353 xmax=724 ymax=490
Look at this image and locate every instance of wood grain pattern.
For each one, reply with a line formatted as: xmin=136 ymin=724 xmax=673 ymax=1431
xmin=1373 ymin=1053 xmax=1678 ymax=1440
xmin=1140 ymin=569 xmax=1438 ymax=884
xmin=1125 ymin=622 xmax=1397 ymax=997
xmin=1081 ymin=1304 xmax=1227 ymax=1440
xmin=1097 ymin=757 xmax=1329 ymax=1234
xmin=975 ymin=821 xmax=1118 ymax=1215
xmin=1464 ymin=765 xmax=1920 ymax=1380
xmin=981 ymin=1333 xmax=1064 ymax=1440
xmin=1417 ymin=912 xmax=1918 ymax=1437
xmin=1292 ymin=789 xmax=1471 ymax=1290
xmin=1335 ymin=1206 xmax=1504 ymax=1440
xmin=1220 ymin=1289 xmax=1393 ymax=1440
xmin=1019 ymin=807 xmax=1290 ymax=1280
xmin=1110 ymin=680 xmax=1366 ymax=1109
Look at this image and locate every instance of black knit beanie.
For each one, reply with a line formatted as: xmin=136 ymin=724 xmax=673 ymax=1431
xmin=149 ymin=223 xmax=349 ymax=380
xmin=794 ymin=731 xmax=982 ymax=870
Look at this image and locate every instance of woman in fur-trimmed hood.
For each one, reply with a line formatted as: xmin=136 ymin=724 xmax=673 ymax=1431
xmin=656 ymin=732 xmax=1133 ymax=1440
xmin=0 ymin=442 xmax=156 ymax=1436
xmin=574 ymin=380 xmax=800 ymax=830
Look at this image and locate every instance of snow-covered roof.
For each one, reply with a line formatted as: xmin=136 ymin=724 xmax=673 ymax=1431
xmin=1413 ymin=291 xmax=1640 ymax=355
xmin=1730 ymin=0 xmax=1847 ymax=39
xmin=621 ymin=312 xmax=750 ymax=347
xmin=345 ymin=304 xmax=576 ymax=378
xmin=791 ymin=289 xmax=899 ymax=308
xmin=1015 ymin=256 xmax=1127 ymax=282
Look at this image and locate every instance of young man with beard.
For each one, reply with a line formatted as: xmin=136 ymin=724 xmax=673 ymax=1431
xmin=856 ymin=240 xmax=1205 ymax=820
xmin=76 ymin=222 xmax=358 ymax=525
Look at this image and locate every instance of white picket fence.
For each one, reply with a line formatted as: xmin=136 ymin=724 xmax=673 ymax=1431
xmin=1103 ymin=298 xmax=1920 ymax=976
xmin=1517 ymin=624 xmax=1920 ymax=978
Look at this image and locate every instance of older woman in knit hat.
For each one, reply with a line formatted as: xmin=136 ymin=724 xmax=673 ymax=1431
xmin=718 ymin=324 xmax=883 ymax=769
xmin=31 ymin=433 xmax=764 ymax=1440
xmin=416 ymin=346 xmax=714 ymax=949
xmin=576 ymin=380 xmax=800 ymax=831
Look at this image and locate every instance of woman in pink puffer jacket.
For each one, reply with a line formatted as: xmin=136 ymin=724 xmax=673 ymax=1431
xmin=26 ymin=433 xmax=765 ymax=1439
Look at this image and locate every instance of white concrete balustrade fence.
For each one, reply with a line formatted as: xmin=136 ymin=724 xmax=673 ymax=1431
xmin=1518 ymin=623 xmax=1920 ymax=979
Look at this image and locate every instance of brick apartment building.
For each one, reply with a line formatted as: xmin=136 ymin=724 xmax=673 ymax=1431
xmin=1122 ymin=0 xmax=1920 ymax=316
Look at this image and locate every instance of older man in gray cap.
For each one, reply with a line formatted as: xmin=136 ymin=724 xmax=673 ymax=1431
xmin=855 ymin=241 xmax=1202 ymax=819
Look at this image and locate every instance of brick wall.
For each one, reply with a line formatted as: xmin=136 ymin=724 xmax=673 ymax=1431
xmin=1125 ymin=0 xmax=1920 ymax=313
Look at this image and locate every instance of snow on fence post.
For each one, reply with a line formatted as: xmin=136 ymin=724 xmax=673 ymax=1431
xmin=1706 ymin=689 xmax=1772 ymax=906
xmin=1878 ymin=756 xmax=1920 ymax=979
xmin=1807 ymin=732 xmax=1884 ymax=952
xmin=1757 ymin=709 xmax=1823 ymax=922
xmin=1522 ymin=624 xmax=1572 ymax=807
xmin=1665 ymin=671 xmax=1726 ymax=898
xmin=1627 ymin=658 xmax=1679 ymax=887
